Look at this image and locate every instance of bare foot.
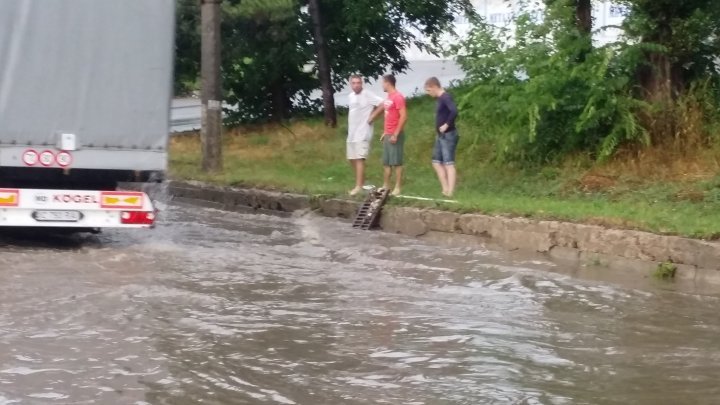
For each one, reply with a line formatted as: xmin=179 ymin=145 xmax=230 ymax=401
xmin=442 ymin=191 xmax=454 ymax=198
xmin=391 ymin=188 xmax=401 ymax=196
xmin=349 ymin=187 xmax=362 ymax=196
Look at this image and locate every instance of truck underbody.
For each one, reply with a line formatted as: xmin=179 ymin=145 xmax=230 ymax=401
xmin=0 ymin=167 xmax=163 ymax=190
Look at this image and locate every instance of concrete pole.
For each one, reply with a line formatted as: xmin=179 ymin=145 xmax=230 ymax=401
xmin=200 ymin=0 xmax=223 ymax=172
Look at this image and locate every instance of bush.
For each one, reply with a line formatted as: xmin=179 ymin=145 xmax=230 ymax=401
xmin=455 ymin=6 xmax=651 ymax=164
xmin=454 ymin=1 xmax=720 ymax=165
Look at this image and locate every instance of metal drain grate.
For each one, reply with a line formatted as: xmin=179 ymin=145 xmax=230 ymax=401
xmin=352 ymin=188 xmax=390 ymax=230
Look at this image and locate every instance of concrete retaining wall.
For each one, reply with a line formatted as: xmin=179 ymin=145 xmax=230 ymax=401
xmin=166 ymin=181 xmax=720 ymax=283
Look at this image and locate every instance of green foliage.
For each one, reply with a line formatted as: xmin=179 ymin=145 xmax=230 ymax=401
xmin=455 ymin=3 xmax=647 ymax=164
xmin=621 ymin=0 xmax=720 ymax=89
xmin=221 ymin=0 xmax=319 ymax=123
xmin=173 ymin=0 xmax=474 ymax=122
xmin=174 ymin=0 xmax=201 ymax=95
xmin=455 ymin=0 xmax=720 ymax=164
xmin=619 ymin=0 xmax=720 ymax=144
xmin=235 ymin=0 xmax=295 ymax=18
xmin=319 ymin=0 xmax=474 ymax=90
xmin=654 ymin=261 xmax=677 ymax=280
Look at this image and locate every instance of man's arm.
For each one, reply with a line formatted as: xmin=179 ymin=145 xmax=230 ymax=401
xmin=368 ymin=90 xmax=384 ymax=107
xmin=439 ymin=95 xmax=458 ymax=133
xmin=445 ymin=95 xmax=458 ymax=128
xmin=389 ymin=106 xmax=407 ymax=144
xmin=394 ymin=107 xmax=407 ymax=137
xmin=368 ymin=104 xmax=384 ymax=124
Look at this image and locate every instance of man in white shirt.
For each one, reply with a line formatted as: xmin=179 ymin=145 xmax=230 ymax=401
xmin=347 ymin=75 xmax=383 ymax=195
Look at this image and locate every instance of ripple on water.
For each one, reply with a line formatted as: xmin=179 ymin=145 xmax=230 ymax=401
xmin=2 ymin=206 xmax=720 ymax=404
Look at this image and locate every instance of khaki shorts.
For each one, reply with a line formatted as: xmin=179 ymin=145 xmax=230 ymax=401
xmin=347 ymin=141 xmax=370 ymax=160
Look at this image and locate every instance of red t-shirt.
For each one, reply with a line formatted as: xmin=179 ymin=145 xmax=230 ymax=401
xmin=383 ymin=91 xmax=406 ymax=135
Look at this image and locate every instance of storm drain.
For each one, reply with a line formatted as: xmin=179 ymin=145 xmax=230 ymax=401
xmin=352 ymin=188 xmax=390 ymax=230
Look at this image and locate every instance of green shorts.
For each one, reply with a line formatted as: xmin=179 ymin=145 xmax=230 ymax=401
xmin=382 ymin=133 xmax=405 ymax=166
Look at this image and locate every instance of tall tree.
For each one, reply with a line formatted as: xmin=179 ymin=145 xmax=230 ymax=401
xmin=622 ymin=0 xmax=720 ymax=101
xmin=175 ymin=0 xmax=475 ymax=124
xmin=308 ymin=0 xmax=336 ymax=127
xmin=174 ymin=0 xmax=201 ymax=95
xmin=545 ymin=0 xmax=593 ymax=60
xmin=310 ymin=0 xmax=475 ymax=124
xmin=222 ymin=0 xmax=317 ymax=123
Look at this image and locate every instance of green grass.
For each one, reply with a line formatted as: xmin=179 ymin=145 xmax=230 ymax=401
xmin=654 ymin=261 xmax=678 ymax=280
xmin=170 ymin=96 xmax=720 ymax=239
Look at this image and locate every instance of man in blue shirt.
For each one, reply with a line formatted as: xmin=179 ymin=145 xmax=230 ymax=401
xmin=425 ymin=77 xmax=459 ymax=197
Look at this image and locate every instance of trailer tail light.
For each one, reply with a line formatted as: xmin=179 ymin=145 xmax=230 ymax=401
xmin=120 ymin=211 xmax=156 ymax=225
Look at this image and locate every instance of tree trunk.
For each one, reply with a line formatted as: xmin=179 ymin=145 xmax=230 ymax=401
xmin=575 ymin=0 xmax=592 ymax=35
xmin=638 ymin=54 xmax=673 ymax=102
xmin=270 ymin=80 xmax=290 ymax=122
xmin=636 ymin=25 xmax=683 ymax=143
xmin=575 ymin=0 xmax=592 ymax=61
xmin=638 ymin=23 xmax=682 ymax=101
xmin=308 ymin=0 xmax=337 ymax=127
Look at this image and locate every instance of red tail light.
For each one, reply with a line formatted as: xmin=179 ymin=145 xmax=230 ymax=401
xmin=120 ymin=211 xmax=156 ymax=225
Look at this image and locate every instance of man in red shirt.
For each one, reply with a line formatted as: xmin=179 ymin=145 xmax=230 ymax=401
xmin=369 ymin=75 xmax=407 ymax=196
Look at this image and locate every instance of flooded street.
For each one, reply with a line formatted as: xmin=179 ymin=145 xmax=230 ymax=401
xmin=1 ymin=204 xmax=720 ymax=405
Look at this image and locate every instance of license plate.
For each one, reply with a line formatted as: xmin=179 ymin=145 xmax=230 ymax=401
xmin=33 ymin=210 xmax=82 ymax=222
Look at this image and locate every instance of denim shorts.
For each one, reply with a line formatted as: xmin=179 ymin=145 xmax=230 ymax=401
xmin=432 ymin=130 xmax=459 ymax=165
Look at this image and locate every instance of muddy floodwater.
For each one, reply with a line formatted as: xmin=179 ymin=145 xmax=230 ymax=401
xmin=1 ymin=204 xmax=719 ymax=404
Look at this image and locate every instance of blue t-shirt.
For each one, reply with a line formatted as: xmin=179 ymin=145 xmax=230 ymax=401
xmin=436 ymin=92 xmax=458 ymax=133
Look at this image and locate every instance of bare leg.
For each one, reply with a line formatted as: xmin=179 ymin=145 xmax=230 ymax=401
xmin=433 ymin=163 xmax=449 ymax=195
xmin=383 ymin=166 xmax=392 ymax=190
xmin=392 ymin=166 xmax=403 ymax=195
xmin=349 ymin=159 xmax=363 ymax=195
xmin=445 ymin=164 xmax=457 ymax=197
xmin=355 ymin=160 xmax=365 ymax=189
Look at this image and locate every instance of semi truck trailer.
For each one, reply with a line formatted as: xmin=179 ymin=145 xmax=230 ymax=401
xmin=0 ymin=0 xmax=175 ymax=229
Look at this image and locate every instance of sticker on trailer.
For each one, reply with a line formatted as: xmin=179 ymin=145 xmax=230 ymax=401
xmin=100 ymin=191 xmax=144 ymax=209
xmin=22 ymin=149 xmax=39 ymax=166
xmin=0 ymin=189 xmax=20 ymax=207
xmin=56 ymin=151 xmax=73 ymax=167
xmin=53 ymin=193 xmax=100 ymax=204
xmin=33 ymin=192 xmax=50 ymax=205
xmin=39 ymin=150 xmax=55 ymax=167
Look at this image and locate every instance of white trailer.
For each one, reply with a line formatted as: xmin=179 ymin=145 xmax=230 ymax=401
xmin=0 ymin=0 xmax=175 ymax=229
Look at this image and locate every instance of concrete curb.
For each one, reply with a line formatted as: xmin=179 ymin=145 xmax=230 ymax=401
xmin=165 ymin=181 xmax=720 ymax=283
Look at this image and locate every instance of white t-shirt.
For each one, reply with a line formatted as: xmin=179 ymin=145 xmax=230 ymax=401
xmin=347 ymin=89 xmax=383 ymax=143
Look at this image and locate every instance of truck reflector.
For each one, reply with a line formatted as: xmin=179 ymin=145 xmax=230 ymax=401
xmin=0 ymin=189 xmax=20 ymax=206
xmin=120 ymin=211 xmax=156 ymax=225
xmin=100 ymin=191 xmax=144 ymax=209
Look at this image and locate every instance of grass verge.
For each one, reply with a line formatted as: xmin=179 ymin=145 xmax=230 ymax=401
xmin=169 ymin=96 xmax=720 ymax=239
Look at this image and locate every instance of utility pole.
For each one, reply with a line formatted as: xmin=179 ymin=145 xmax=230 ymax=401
xmin=200 ymin=0 xmax=223 ymax=172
